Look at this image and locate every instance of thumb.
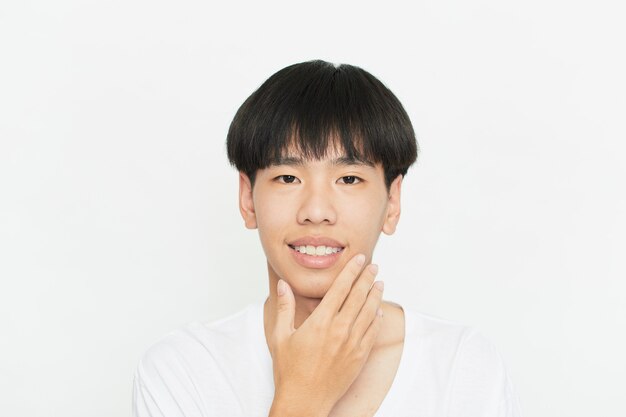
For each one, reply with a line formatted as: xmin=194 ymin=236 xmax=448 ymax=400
xmin=274 ymin=279 xmax=295 ymax=337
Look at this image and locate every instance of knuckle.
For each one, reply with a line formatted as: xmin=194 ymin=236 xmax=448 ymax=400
xmin=357 ymin=284 xmax=371 ymax=300
xmin=341 ymin=280 xmax=354 ymax=295
xmin=310 ymin=319 xmax=326 ymax=334
xmin=350 ymin=284 xmax=368 ymax=302
xmin=268 ymin=333 xmax=282 ymax=350
xmin=364 ymin=292 xmax=378 ymax=307
xmin=340 ymin=299 xmax=356 ymax=313
xmin=345 ymin=334 xmax=360 ymax=353
xmin=333 ymin=280 xmax=350 ymax=300
xmin=348 ymin=317 xmax=362 ymax=335
xmin=353 ymin=275 xmax=368 ymax=290
xmin=331 ymin=317 xmax=351 ymax=337
xmin=352 ymin=345 xmax=367 ymax=361
xmin=359 ymin=334 xmax=369 ymax=346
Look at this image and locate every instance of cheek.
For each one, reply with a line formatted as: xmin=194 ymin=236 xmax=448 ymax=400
xmin=340 ymin=198 xmax=388 ymax=246
xmin=254 ymin=198 xmax=291 ymax=253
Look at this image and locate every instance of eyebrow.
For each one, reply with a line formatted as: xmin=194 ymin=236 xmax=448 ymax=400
xmin=271 ymin=155 xmax=375 ymax=168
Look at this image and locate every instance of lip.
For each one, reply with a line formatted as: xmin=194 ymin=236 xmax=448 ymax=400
xmin=287 ymin=236 xmax=346 ymax=248
xmin=288 ymin=244 xmax=344 ymax=269
xmin=286 ymin=236 xmax=346 ymax=270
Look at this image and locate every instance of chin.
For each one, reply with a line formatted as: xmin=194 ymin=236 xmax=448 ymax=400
xmin=281 ymin=269 xmax=337 ymax=299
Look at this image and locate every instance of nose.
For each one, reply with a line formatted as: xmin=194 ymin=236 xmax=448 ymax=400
xmin=296 ymin=182 xmax=337 ymax=225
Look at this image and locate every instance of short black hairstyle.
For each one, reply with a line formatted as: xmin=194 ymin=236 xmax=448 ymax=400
xmin=226 ymin=60 xmax=418 ymax=189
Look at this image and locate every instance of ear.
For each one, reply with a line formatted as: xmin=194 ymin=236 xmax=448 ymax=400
xmin=382 ymin=175 xmax=403 ymax=235
xmin=238 ymin=172 xmax=257 ymax=229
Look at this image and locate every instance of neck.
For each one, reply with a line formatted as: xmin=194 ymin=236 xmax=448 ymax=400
xmin=263 ymin=264 xmax=323 ymax=331
xmin=262 ymin=261 xmax=405 ymax=353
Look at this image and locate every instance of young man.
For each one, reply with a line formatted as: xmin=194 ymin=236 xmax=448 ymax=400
xmin=133 ymin=60 xmax=522 ymax=417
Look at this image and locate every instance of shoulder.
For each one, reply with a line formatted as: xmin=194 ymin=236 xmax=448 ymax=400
xmin=133 ymin=303 xmax=264 ymax=417
xmin=446 ymin=328 xmax=522 ymax=416
xmin=401 ymin=304 xmax=476 ymax=356
xmin=138 ymin=303 xmax=256 ymax=371
xmin=400 ymin=305 xmax=522 ymax=416
xmin=402 ymin=304 xmax=508 ymax=379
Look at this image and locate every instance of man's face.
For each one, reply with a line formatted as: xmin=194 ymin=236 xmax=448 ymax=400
xmin=239 ymin=147 xmax=402 ymax=300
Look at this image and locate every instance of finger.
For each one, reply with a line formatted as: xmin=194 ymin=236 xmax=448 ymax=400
xmin=337 ymin=263 xmax=378 ymax=320
xmin=274 ymin=279 xmax=296 ymax=340
xmin=313 ymin=253 xmax=366 ymax=321
xmin=350 ymin=280 xmax=384 ymax=339
xmin=358 ymin=305 xmax=384 ymax=354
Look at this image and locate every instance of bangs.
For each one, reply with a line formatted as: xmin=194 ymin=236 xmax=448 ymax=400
xmin=227 ymin=60 xmax=418 ymax=187
xmin=269 ymin=123 xmax=373 ymax=166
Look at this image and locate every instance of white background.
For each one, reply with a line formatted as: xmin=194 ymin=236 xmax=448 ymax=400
xmin=1 ymin=1 xmax=624 ymax=416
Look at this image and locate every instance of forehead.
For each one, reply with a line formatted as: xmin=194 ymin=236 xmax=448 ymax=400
xmin=271 ymin=141 xmax=375 ymax=167
xmin=271 ymin=154 xmax=375 ymax=168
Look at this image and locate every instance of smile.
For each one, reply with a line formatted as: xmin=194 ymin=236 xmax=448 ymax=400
xmin=288 ymin=244 xmax=344 ymax=256
xmin=286 ymin=240 xmax=345 ymax=269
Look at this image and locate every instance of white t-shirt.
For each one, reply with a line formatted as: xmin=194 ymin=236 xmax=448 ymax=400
xmin=133 ymin=301 xmax=522 ymax=417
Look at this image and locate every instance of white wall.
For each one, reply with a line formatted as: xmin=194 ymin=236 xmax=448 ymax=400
xmin=1 ymin=1 xmax=624 ymax=416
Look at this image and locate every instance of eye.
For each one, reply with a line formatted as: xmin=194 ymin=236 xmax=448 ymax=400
xmin=275 ymin=175 xmax=300 ymax=184
xmin=338 ymin=176 xmax=362 ymax=185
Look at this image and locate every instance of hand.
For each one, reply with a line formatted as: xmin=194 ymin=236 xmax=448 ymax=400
xmin=267 ymin=253 xmax=385 ymax=417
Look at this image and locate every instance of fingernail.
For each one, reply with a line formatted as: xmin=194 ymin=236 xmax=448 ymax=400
xmin=374 ymin=281 xmax=384 ymax=291
xmin=368 ymin=264 xmax=378 ymax=275
xmin=356 ymin=254 xmax=366 ymax=265
xmin=377 ymin=307 xmax=383 ymax=317
xmin=277 ymin=279 xmax=286 ymax=296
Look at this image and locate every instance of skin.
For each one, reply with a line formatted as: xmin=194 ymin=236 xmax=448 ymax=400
xmin=238 ymin=147 xmax=405 ymax=416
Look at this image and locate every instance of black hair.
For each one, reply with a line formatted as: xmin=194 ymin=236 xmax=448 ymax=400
xmin=226 ymin=60 xmax=418 ymax=189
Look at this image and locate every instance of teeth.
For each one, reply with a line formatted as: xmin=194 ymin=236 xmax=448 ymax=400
xmin=293 ymin=245 xmax=342 ymax=256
